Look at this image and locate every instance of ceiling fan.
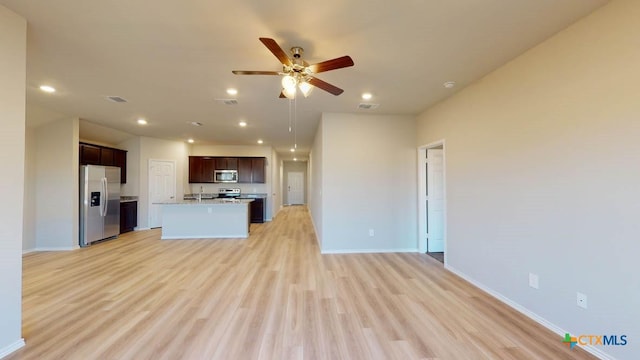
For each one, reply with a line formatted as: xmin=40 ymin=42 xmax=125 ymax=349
xmin=232 ymin=37 xmax=354 ymax=98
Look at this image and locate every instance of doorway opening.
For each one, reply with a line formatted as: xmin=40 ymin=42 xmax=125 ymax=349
xmin=418 ymin=141 xmax=446 ymax=264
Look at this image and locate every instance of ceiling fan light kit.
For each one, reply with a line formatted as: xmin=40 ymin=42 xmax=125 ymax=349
xmin=298 ymin=81 xmax=313 ymax=97
xmin=233 ymin=37 xmax=354 ymax=98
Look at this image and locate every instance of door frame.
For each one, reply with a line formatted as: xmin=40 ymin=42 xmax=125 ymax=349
xmin=148 ymin=159 xmax=177 ymax=228
xmin=417 ymin=140 xmax=447 ymax=259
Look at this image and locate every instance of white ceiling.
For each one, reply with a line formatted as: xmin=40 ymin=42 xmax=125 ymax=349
xmin=2 ymin=0 xmax=607 ymax=159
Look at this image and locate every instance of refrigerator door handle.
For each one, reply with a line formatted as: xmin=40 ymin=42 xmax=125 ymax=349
xmin=99 ymin=177 xmax=104 ymax=216
xmin=101 ymin=177 xmax=108 ymax=217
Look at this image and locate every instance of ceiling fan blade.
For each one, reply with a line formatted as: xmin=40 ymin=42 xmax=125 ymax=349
xmin=259 ymin=37 xmax=292 ymax=67
xmin=308 ymin=56 xmax=354 ymax=74
xmin=308 ymin=77 xmax=344 ymax=96
xmin=232 ymin=70 xmax=280 ymax=75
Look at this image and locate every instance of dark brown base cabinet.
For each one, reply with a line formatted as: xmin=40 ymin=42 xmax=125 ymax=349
xmin=120 ymin=201 xmax=137 ymax=234
xmin=249 ymin=198 xmax=264 ymax=223
xmin=80 ymin=142 xmax=127 ymax=183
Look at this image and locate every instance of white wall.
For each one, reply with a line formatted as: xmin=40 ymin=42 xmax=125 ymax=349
xmin=137 ymin=137 xmax=188 ymax=229
xmin=118 ymin=136 xmax=141 ymax=198
xmin=316 ymin=113 xmax=417 ymax=253
xmin=35 ymin=118 xmax=80 ymax=250
xmin=23 ymin=126 xmax=37 ymax=252
xmin=0 ymin=5 xmax=26 ymax=356
xmin=416 ymin=0 xmax=639 ymax=358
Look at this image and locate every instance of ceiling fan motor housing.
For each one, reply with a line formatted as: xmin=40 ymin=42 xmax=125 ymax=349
xmin=291 ymin=46 xmax=304 ymax=58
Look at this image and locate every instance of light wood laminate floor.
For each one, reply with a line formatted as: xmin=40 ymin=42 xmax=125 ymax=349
xmin=9 ymin=206 xmax=594 ymax=359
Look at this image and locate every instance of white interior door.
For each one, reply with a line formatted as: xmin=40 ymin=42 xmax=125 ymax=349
xmin=149 ymin=159 xmax=176 ymax=228
xmin=427 ymin=149 xmax=444 ymax=252
xmin=287 ymin=172 xmax=304 ymax=205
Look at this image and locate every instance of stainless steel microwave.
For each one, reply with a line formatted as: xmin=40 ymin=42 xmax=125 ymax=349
xmin=214 ymin=170 xmax=238 ymax=183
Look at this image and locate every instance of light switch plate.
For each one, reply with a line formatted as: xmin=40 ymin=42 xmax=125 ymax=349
xmin=529 ymin=273 xmax=539 ymax=289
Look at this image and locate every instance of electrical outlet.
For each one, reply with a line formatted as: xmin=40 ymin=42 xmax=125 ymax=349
xmin=577 ymin=292 xmax=588 ymax=309
xmin=528 ymin=273 xmax=539 ymax=289
xmin=368 ymin=229 xmax=375 ymax=237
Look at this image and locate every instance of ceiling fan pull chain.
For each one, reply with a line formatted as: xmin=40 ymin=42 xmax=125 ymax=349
xmin=288 ymin=98 xmax=292 ymax=133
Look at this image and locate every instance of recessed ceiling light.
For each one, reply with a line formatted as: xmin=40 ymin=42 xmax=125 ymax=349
xmin=239 ymin=121 xmax=247 ymax=127
xmin=293 ymin=158 xmax=297 ymax=161
xmin=290 ymin=148 xmax=295 ymax=152
xmin=137 ymin=118 xmax=147 ymax=125
xmin=257 ymin=139 xmax=263 ymax=144
xmin=187 ymin=138 xmax=194 ymax=143
xmin=443 ymin=81 xmax=456 ymax=89
xmin=190 ymin=121 xmax=203 ymax=127
xmin=226 ymin=88 xmax=238 ymax=95
xmin=361 ymin=93 xmax=372 ymax=100
xmin=39 ymin=85 xmax=56 ymax=93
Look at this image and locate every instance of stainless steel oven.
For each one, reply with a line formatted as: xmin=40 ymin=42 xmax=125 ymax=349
xmin=214 ymin=170 xmax=238 ymax=183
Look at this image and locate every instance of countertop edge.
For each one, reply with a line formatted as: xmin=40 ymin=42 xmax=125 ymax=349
xmin=154 ymin=199 xmax=254 ymax=205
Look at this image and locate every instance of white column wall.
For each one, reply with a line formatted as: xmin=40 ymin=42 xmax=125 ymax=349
xmin=318 ymin=113 xmax=417 ymax=253
xmin=23 ymin=126 xmax=37 ymax=251
xmin=0 ymin=5 xmax=26 ymax=357
xmin=34 ymin=118 xmax=80 ymax=250
xmin=308 ymin=120 xmax=324 ymax=247
xmin=271 ymin=149 xmax=281 ymax=218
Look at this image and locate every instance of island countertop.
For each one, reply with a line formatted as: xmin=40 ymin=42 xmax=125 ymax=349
xmin=154 ymin=199 xmax=254 ymax=205
xmin=156 ymin=199 xmax=253 ymax=239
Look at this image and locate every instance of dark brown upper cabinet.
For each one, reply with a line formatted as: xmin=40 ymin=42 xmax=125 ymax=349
xmin=250 ymin=157 xmax=265 ymax=183
xmin=202 ymin=158 xmax=216 ymax=183
xmin=79 ymin=143 xmax=101 ymax=165
xmin=188 ymin=156 xmax=205 ymax=183
xmin=215 ymin=157 xmax=238 ymax=170
xmin=237 ymin=157 xmax=265 ymax=183
xmin=237 ymin=158 xmax=253 ymax=183
xmin=79 ymin=142 xmax=127 ymax=183
xmin=188 ymin=156 xmax=265 ymax=183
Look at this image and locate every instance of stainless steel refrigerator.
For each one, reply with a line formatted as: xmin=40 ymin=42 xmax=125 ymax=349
xmin=80 ymin=165 xmax=121 ymax=247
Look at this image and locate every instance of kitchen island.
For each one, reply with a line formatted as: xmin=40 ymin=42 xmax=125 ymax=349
xmin=156 ymin=199 xmax=253 ymax=239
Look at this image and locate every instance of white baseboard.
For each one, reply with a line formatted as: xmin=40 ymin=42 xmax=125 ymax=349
xmin=0 ymin=339 xmax=25 ymax=359
xmin=307 ymin=213 xmax=321 ymax=248
xmin=32 ymin=246 xmax=78 ymax=252
xmin=321 ymin=248 xmax=419 ymax=254
xmin=161 ymin=235 xmax=247 ymax=240
xmin=445 ymin=265 xmax=615 ymax=360
xmin=134 ymin=227 xmax=151 ymax=231
xmin=22 ymin=249 xmax=36 ymax=254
